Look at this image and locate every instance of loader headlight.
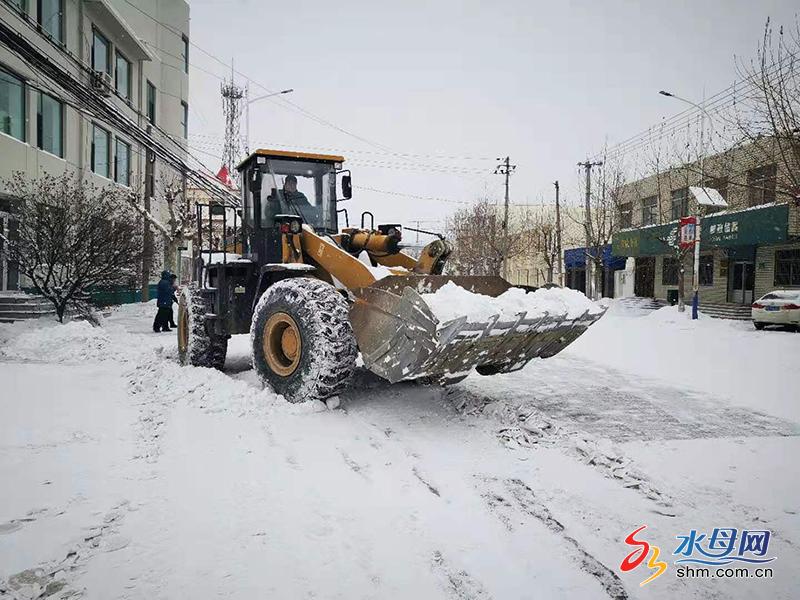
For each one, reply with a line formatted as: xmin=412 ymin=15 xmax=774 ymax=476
xmin=290 ymin=219 xmax=302 ymax=234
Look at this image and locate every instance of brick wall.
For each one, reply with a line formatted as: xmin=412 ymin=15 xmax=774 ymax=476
xmin=755 ymin=241 xmax=800 ymax=297
xmin=616 ymin=139 xmax=798 ymax=233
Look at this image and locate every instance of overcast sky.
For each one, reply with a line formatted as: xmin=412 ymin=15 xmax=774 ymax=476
xmin=184 ymin=0 xmax=798 ymax=234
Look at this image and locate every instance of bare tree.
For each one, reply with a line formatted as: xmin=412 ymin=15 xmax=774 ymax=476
xmin=445 ymin=198 xmax=531 ymax=277
xmin=734 ymin=19 xmax=800 ymax=202
xmin=653 ymin=225 xmax=692 ymax=311
xmin=569 ymin=155 xmax=624 ymax=298
xmin=127 ymin=173 xmax=195 ymax=274
xmin=0 ymin=173 xmax=146 ymax=322
xmin=528 ymin=210 xmax=559 ymax=284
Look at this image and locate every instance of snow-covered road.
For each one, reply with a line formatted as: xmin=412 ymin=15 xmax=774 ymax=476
xmin=0 ymin=302 xmax=797 ymax=599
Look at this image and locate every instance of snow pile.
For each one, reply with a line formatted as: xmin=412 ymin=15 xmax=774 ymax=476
xmin=422 ymin=282 xmax=603 ymax=324
xmin=646 ymin=304 xmax=707 ymax=324
xmin=1 ymin=319 xmax=113 ymax=363
xmin=356 ymin=250 xmax=406 ymax=281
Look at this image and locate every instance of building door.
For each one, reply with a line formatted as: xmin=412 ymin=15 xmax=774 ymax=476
xmin=728 ymin=261 xmax=755 ymax=304
xmin=0 ymin=214 xmax=20 ymax=291
xmin=634 ymin=256 xmax=655 ymax=297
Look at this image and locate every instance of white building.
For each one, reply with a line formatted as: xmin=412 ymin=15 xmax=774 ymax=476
xmin=0 ymin=0 xmax=190 ymax=291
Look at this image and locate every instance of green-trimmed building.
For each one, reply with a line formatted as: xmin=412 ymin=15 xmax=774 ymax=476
xmin=611 ymin=140 xmax=799 ymax=310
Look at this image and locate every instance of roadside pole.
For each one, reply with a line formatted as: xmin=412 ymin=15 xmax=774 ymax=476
xmin=659 ymin=90 xmax=713 ymax=320
xmin=692 ymin=100 xmax=706 ymax=320
xmin=141 ymin=127 xmax=155 ymax=302
xmin=578 ymin=160 xmax=602 ymax=299
xmin=554 ymin=180 xmax=563 ymax=286
xmin=495 ymin=157 xmax=516 ymax=280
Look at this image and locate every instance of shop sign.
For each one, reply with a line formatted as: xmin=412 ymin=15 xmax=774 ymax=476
xmin=679 ymin=217 xmax=696 ymax=249
xmin=613 ymin=204 xmax=789 ymax=257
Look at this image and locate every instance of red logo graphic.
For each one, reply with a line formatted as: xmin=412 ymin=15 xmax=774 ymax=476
xmin=620 ymin=525 xmax=667 ymax=586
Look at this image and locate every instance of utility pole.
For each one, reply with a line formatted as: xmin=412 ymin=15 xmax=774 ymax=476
xmin=554 ymin=180 xmax=563 ymax=287
xmin=141 ymin=128 xmax=156 ymax=302
xmin=494 ymin=156 xmax=516 ymax=279
xmin=577 ymin=159 xmax=602 ymax=299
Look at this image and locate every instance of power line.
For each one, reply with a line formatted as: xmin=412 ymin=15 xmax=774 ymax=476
xmin=189 ymin=133 xmax=496 ymax=162
xmin=594 ymin=47 xmax=799 ymax=163
xmin=118 ymin=0 xmax=395 ymax=154
xmin=0 ymin=11 xmax=236 ymax=207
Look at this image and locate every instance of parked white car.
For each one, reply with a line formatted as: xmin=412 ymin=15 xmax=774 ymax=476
xmin=752 ymin=290 xmax=800 ymax=330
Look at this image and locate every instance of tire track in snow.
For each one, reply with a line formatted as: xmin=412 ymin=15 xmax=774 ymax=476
xmin=478 ymin=476 xmax=629 ymax=600
xmin=431 ymin=551 xmax=493 ymax=600
xmin=0 ymin=501 xmax=132 ymax=600
xmin=449 ymin=388 xmax=673 ymax=507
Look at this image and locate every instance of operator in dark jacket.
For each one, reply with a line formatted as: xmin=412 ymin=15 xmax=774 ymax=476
xmin=153 ymin=271 xmax=175 ymax=332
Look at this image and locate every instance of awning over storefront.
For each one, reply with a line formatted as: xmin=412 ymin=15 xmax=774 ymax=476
xmin=564 ymin=244 xmax=626 ymax=269
xmin=612 ymin=203 xmax=790 ymax=257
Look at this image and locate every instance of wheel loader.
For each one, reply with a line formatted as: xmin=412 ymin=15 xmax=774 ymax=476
xmin=177 ymin=149 xmax=604 ymax=402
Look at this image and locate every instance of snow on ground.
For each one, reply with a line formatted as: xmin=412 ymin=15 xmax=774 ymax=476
xmin=567 ymin=303 xmax=800 ymax=422
xmin=0 ymin=299 xmax=798 ymax=599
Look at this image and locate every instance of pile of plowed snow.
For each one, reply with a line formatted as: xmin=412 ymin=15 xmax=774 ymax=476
xmin=422 ymin=282 xmax=603 ymax=324
xmin=1 ymin=319 xmax=112 ymax=363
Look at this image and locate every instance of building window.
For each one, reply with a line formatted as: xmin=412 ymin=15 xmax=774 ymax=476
xmin=618 ymin=202 xmax=632 ymax=228
xmin=181 ymin=101 xmax=188 ymax=138
xmin=182 ymin=35 xmax=189 ymax=74
xmin=698 ymin=254 xmax=713 ymax=286
xmin=114 ymin=138 xmax=131 ymax=186
xmin=37 ymin=0 xmax=63 ymax=44
xmin=6 ymin=0 xmax=28 ymax=14
xmin=662 ymin=256 xmax=680 ymax=286
xmin=146 ymin=81 xmax=156 ymax=125
xmin=0 ymin=66 xmax=25 ymax=142
xmin=37 ymin=92 xmax=63 ymax=157
xmin=92 ymin=29 xmax=111 ymax=75
xmin=115 ymin=51 xmax=130 ymax=100
xmin=641 ymin=196 xmax=658 ymax=226
xmin=747 ymin=164 xmax=777 ymax=206
xmin=774 ymin=249 xmax=800 ymax=287
xmin=670 ymin=188 xmax=688 ymax=221
xmin=91 ymin=123 xmax=111 ymax=178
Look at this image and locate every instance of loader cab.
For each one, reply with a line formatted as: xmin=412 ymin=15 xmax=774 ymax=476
xmin=238 ymin=150 xmax=345 ymax=262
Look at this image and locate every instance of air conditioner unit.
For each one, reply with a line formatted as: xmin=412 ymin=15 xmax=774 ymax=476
xmin=90 ymin=70 xmax=112 ymax=97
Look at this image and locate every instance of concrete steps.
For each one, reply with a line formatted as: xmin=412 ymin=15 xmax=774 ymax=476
xmin=0 ymin=292 xmax=56 ymax=322
xmin=617 ymin=296 xmax=668 ymax=311
xmin=699 ymin=302 xmax=752 ymax=321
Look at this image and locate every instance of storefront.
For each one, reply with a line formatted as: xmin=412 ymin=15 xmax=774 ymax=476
xmin=564 ymin=244 xmax=626 ymax=298
xmin=612 ymin=203 xmax=798 ymax=304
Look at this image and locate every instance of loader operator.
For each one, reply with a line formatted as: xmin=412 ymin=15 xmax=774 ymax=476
xmin=282 ymin=175 xmax=310 ymax=208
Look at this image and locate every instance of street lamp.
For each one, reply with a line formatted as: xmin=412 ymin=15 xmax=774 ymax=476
xmin=245 ymin=88 xmax=294 ymax=154
xmin=659 ymin=90 xmax=715 ymax=320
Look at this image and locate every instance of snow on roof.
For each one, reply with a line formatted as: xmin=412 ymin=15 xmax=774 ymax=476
xmin=689 ymin=186 xmax=728 ymax=208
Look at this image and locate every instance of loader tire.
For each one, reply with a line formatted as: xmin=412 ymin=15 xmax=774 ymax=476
xmin=177 ymin=283 xmax=228 ymax=370
xmin=251 ymin=277 xmax=357 ymax=403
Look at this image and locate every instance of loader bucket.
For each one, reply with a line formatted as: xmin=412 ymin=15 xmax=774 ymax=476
xmin=349 ymin=275 xmax=605 ymax=384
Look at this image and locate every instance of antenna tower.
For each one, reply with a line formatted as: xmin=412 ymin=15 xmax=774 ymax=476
xmin=220 ymin=63 xmax=244 ymax=185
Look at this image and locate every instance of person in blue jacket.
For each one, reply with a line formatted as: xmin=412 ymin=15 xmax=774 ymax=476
xmin=153 ymin=271 xmax=176 ymax=332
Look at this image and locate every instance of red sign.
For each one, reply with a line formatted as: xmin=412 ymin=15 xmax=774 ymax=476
xmin=679 ymin=216 xmax=697 ymax=249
